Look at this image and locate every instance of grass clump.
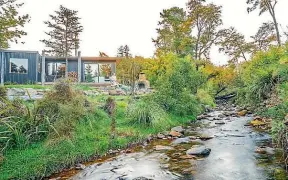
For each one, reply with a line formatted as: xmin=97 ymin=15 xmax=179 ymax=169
xmin=126 ymin=99 xmax=167 ymax=127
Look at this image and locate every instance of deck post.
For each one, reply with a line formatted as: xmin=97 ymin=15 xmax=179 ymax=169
xmin=0 ymin=51 xmax=4 ymax=86
xmin=41 ymin=51 xmax=45 ymax=86
xmin=78 ymin=51 xmax=81 ymax=83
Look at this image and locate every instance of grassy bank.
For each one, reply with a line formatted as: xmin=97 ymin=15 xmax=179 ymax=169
xmin=0 ymin=97 xmax=194 ymax=180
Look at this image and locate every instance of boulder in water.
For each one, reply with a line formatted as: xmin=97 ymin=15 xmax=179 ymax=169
xmin=186 ymin=145 xmax=211 ymax=156
xmin=238 ymin=110 xmax=248 ymax=116
xmin=171 ymin=137 xmax=191 ymax=145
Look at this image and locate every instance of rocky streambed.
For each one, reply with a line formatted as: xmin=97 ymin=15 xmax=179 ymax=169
xmin=49 ymin=104 xmax=287 ymax=180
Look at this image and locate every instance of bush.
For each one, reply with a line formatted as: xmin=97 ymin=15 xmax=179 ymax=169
xmin=196 ymin=89 xmax=216 ymax=107
xmin=152 ymin=56 xmax=204 ymax=116
xmin=126 ymin=99 xmax=167 ymax=127
xmin=36 ymin=79 xmax=87 ymax=139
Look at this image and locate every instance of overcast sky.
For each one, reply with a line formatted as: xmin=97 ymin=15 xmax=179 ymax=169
xmin=10 ymin=0 xmax=288 ymax=65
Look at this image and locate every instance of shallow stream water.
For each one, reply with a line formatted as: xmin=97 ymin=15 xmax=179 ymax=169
xmin=52 ymin=107 xmax=287 ymax=180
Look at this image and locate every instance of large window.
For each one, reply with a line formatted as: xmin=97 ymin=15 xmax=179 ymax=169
xmin=10 ymin=58 xmax=28 ymax=74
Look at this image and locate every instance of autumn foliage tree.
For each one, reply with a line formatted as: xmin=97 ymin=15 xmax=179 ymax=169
xmin=187 ymin=0 xmax=223 ymax=61
xmin=152 ymin=7 xmax=193 ymax=57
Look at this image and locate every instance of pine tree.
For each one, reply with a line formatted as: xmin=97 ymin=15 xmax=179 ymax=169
xmin=0 ymin=0 xmax=30 ymax=48
xmin=85 ymin=64 xmax=93 ymax=82
xmin=41 ymin=5 xmax=83 ymax=77
xmin=117 ymin=45 xmax=124 ymax=57
xmin=123 ymin=45 xmax=131 ymax=58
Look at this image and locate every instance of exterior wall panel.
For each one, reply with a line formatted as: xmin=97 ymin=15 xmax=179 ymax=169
xmin=4 ymin=51 xmax=39 ymax=84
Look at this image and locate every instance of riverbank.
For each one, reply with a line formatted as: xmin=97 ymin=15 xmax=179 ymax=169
xmin=0 ymin=96 xmax=194 ymax=180
xmin=50 ymin=103 xmax=288 ymax=180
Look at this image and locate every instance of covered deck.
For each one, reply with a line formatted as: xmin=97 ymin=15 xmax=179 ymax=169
xmin=41 ymin=51 xmax=121 ymax=84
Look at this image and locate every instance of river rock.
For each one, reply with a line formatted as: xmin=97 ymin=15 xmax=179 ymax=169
xmin=198 ymin=135 xmax=214 ymax=141
xmin=169 ymin=131 xmax=182 ymax=137
xmin=186 ymin=145 xmax=211 ymax=156
xmin=171 ymin=137 xmax=191 ymax=145
xmin=238 ymin=110 xmax=248 ymax=116
xmin=171 ymin=126 xmax=184 ymax=133
xmin=157 ymin=133 xmax=166 ymax=139
xmin=132 ymin=177 xmax=153 ymax=180
xmin=215 ymin=121 xmax=225 ymax=125
xmin=218 ymin=114 xmax=225 ymax=118
xmin=197 ymin=114 xmax=208 ymax=120
xmin=188 ymin=136 xmax=197 ymax=140
xmin=75 ymin=163 xmax=86 ymax=170
xmin=255 ymin=147 xmax=275 ymax=155
xmin=180 ymin=155 xmax=197 ymax=160
xmin=154 ymin=145 xmax=173 ymax=151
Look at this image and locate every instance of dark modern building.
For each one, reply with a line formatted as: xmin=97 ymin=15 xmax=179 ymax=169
xmin=0 ymin=50 xmax=120 ymax=85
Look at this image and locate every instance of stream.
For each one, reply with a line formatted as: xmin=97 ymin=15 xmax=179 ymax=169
xmin=51 ymin=104 xmax=287 ymax=180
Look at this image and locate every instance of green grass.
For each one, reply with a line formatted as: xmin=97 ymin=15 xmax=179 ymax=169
xmin=4 ymin=84 xmax=97 ymax=91
xmin=4 ymin=84 xmax=50 ymax=89
xmin=0 ymin=97 xmax=194 ymax=180
xmin=74 ymin=85 xmax=96 ymax=91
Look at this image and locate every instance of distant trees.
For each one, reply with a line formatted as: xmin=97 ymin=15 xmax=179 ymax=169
xmin=0 ymin=0 xmax=30 ymax=48
xmin=246 ymin=0 xmax=281 ymax=46
xmin=85 ymin=64 xmax=93 ymax=82
xmin=151 ymin=0 xmax=288 ymax=65
xmin=117 ymin=45 xmax=132 ymax=58
xmin=187 ymin=0 xmax=223 ymax=61
xmin=217 ymin=27 xmax=253 ymax=63
xmin=41 ymin=5 xmax=83 ymax=77
xmin=251 ymin=22 xmax=277 ymax=51
xmin=152 ymin=7 xmax=193 ymax=57
xmin=153 ymin=1 xmax=223 ymax=61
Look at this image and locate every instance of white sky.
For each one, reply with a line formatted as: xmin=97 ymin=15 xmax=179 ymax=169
xmin=10 ymin=0 xmax=288 ymax=65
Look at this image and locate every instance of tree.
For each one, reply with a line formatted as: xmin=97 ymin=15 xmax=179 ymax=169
xmin=41 ymin=5 xmax=83 ymax=77
xmin=251 ymin=22 xmax=277 ymax=51
xmin=117 ymin=45 xmax=124 ymax=57
xmin=85 ymin=64 xmax=93 ymax=82
xmin=117 ymin=45 xmax=131 ymax=58
xmin=152 ymin=7 xmax=193 ymax=57
xmin=123 ymin=45 xmax=132 ymax=58
xmin=0 ymin=0 xmax=30 ymax=48
xmin=18 ymin=65 xmax=27 ymax=73
xmin=217 ymin=27 xmax=253 ymax=64
xmin=187 ymin=0 xmax=223 ymax=61
xmin=10 ymin=62 xmax=18 ymax=73
xmin=246 ymin=0 xmax=281 ymax=46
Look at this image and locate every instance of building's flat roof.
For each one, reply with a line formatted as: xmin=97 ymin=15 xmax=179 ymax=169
xmin=0 ymin=49 xmax=39 ymax=54
xmin=45 ymin=56 xmax=121 ymax=62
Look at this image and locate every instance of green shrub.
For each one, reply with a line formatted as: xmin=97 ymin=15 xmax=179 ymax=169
xmin=153 ymin=56 xmax=204 ymax=116
xmin=126 ymin=100 xmax=167 ymax=127
xmin=37 ymin=79 xmax=87 ymax=139
xmin=196 ymin=89 xmax=216 ymax=107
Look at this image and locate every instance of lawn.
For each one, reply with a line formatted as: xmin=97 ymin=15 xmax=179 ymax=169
xmin=4 ymin=84 xmax=96 ymax=91
xmin=0 ymin=96 xmax=194 ymax=180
